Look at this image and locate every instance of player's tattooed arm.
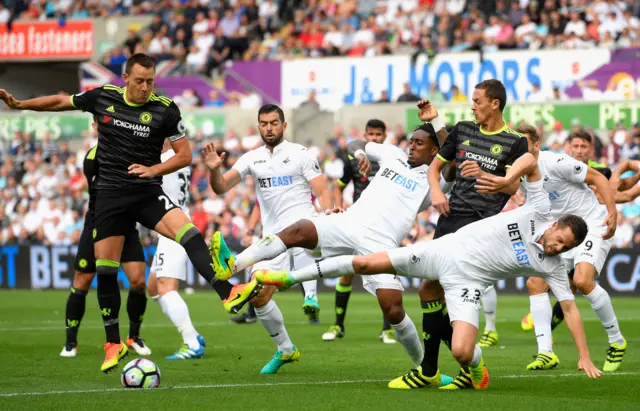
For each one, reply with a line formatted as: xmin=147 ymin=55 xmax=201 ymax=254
xmin=475 ymin=153 xmax=539 ymax=194
xmin=0 ymin=89 xmax=75 ymax=111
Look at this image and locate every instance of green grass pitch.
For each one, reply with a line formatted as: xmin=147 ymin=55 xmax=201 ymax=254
xmin=0 ymin=290 xmax=638 ymax=410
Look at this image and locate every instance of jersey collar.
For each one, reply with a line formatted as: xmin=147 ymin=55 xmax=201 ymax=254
xmin=266 ymin=139 xmax=289 ymax=155
xmin=531 ymin=220 xmax=554 ymax=254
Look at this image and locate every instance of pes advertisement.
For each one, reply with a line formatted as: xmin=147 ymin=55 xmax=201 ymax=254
xmin=1 ymin=245 xmax=638 ymax=296
xmin=0 ymin=20 xmax=94 ymax=61
xmin=405 ymin=100 xmax=640 ymax=132
xmin=280 ymin=49 xmax=610 ymax=110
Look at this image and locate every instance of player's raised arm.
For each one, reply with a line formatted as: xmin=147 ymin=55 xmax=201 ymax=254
xmin=416 ymin=99 xmax=448 ymax=146
xmin=583 ymin=167 xmax=617 ymax=239
xmin=347 ymin=139 xmax=373 ymax=176
xmin=203 ymin=142 xmax=242 ymax=194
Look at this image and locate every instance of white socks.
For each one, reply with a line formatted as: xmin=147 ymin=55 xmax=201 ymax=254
xmin=530 ymin=293 xmax=553 ymax=353
xmin=584 ymin=285 xmax=624 ymax=345
xmin=390 ymin=314 xmax=423 ymax=368
xmin=255 ymin=300 xmax=294 ymax=354
xmin=234 ymin=235 xmax=287 ymax=273
xmin=301 ymin=280 xmax=318 ymax=300
xmin=470 ymin=344 xmax=483 ymax=367
xmin=154 ymin=291 xmax=200 ymax=349
xmin=482 ymin=286 xmax=497 ymax=332
xmin=290 ymin=256 xmax=355 ymax=283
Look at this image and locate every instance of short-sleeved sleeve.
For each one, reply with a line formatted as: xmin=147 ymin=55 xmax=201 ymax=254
xmin=435 ymin=124 xmax=458 ymax=163
xmin=161 ymin=102 xmax=187 ymax=142
xmin=550 ymin=155 xmax=588 ymax=184
xmin=70 ymin=87 xmax=103 ymax=114
xmin=301 ymin=148 xmax=322 ymax=182
xmin=522 ymin=179 xmax=551 ymax=215
xmin=546 ymin=264 xmax=575 ymax=302
xmin=338 ymin=157 xmax=354 ymax=187
xmin=505 ymin=137 xmax=529 ymax=167
xmin=232 ymin=152 xmax=252 ymax=179
xmin=364 ymin=142 xmax=405 ymax=163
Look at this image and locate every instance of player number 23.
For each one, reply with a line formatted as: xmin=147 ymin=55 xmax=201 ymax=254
xmin=461 ymin=288 xmax=481 ymax=300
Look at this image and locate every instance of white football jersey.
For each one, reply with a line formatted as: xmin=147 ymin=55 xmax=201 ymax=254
xmin=346 ymin=142 xmax=449 ymax=245
xmin=537 ymin=150 xmax=606 ymax=230
xmin=233 ymin=140 xmax=321 ymax=235
xmin=445 ymin=179 xmax=574 ymax=300
xmin=161 ymin=149 xmax=191 ymax=214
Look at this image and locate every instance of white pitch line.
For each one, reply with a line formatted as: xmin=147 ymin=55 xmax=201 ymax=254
xmin=2 ymin=317 xmax=637 ymax=333
xmin=1 ymin=372 xmax=638 ymax=398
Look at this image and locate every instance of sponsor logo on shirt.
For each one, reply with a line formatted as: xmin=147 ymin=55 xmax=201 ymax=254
xmin=104 ymin=116 xmax=151 ymax=137
xmin=380 ymin=168 xmax=418 ymax=191
xmin=507 ymin=223 xmax=531 ymax=267
xmin=460 ymin=151 xmax=499 ymax=170
xmin=257 ymin=176 xmax=294 ymax=188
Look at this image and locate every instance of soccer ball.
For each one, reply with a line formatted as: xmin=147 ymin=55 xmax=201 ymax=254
xmin=121 ymin=358 xmax=161 ymax=389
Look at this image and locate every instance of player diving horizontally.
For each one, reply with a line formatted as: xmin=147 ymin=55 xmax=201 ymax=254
xmin=208 ymin=119 xmax=456 ymax=384
xmin=252 ymin=152 xmax=604 ymax=389
xmin=204 ymin=104 xmax=332 ymax=374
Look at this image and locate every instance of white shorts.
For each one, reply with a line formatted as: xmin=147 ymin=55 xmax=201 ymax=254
xmin=312 ymin=213 xmax=404 ymax=295
xmin=387 ymin=237 xmax=483 ymax=328
xmin=150 ymin=235 xmax=189 ymax=281
xmin=252 ymin=247 xmax=315 ymax=274
xmin=561 ymin=226 xmax=612 ymax=276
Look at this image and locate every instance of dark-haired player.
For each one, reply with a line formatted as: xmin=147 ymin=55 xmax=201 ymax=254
xmin=512 ymin=127 xmax=625 ymax=372
xmin=0 ymin=53 xmax=260 ymax=373
xmin=204 ymin=104 xmax=333 ymax=374
xmin=324 ymin=118 xmax=396 ymax=344
xmin=418 ymin=79 xmax=528 ymax=389
xmin=210 ymin=118 xmax=455 ymax=384
xmin=61 ymin=118 xmax=150 ymax=358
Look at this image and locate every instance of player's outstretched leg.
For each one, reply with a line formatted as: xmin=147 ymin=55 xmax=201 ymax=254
xmin=96 ymin=259 xmax=128 ymax=373
xmin=322 ymin=277 xmax=352 ymax=341
xmin=253 ymin=286 xmax=300 ymax=374
xmin=61 ymin=273 xmax=93 ymax=357
xmin=573 ymin=264 xmax=627 ymax=371
xmin=162 ymin=219 xmax=260 ymax=314
xmin=478 ymin=285 xmax=499 ymax=348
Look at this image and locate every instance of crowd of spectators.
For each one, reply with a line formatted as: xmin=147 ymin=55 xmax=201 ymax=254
xmin=1 ymin=115 xmax=640 ymax=251
xmin=5 ymin=0 xmax=637 ymax=77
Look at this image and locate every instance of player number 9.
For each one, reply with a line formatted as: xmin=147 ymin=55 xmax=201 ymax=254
xmin=585 ymin=240 xmax=593 ymax=251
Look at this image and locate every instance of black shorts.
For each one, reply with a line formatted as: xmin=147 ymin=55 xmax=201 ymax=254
xmin=93 ymin=185 xmax=178 ymax=242
xmin=433 ymin=213 xmax=484 ymax=239
xmin=75 ymin=211 xmax=145 ymax=273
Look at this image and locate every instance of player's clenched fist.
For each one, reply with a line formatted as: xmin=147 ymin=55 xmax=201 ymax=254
xmin=202 ymin=142 xmax=226 ymax=170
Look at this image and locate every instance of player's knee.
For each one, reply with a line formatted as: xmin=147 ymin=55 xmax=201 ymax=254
xmin=278 ymin=220 xmax=316 ymax=249
xmin=451 ymin=344 xmax=474 ymax=366
xmin=147 ymin=276 xmax=158 ymax=297
xmin=418 ymin=280 xmax=442 ymax=300
xmin=386 ymin=303 xmax=405 ymax=324
xmin=351 ymin=257 xmax=370 ymax=274
xmin=251 ymin=285 xmax=274 ymax=308
xmin=572 ymin=271 xmax=596 ymax=294
xmin=339 ymin=275 xmax=353 ymax=286
xmin=526 ymin=277 xmax=548 ymax=295
xmin=72 ymin=273 xmax=93 ymax=292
